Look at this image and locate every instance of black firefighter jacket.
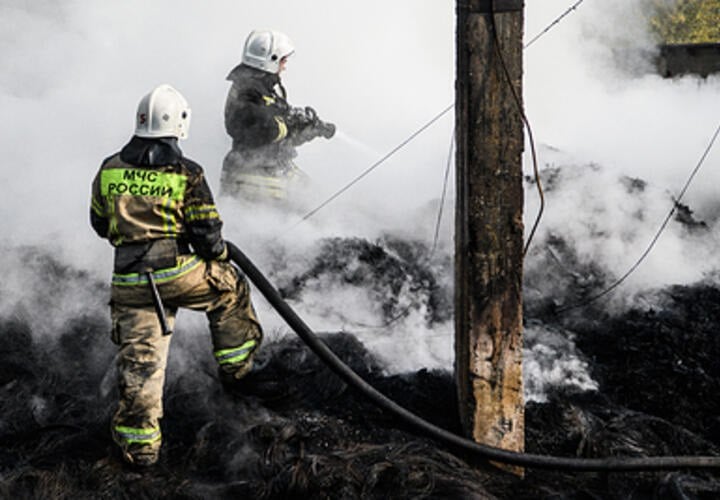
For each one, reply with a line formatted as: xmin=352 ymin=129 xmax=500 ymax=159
xmin=223 ymin=63 xmax=306 ymax=174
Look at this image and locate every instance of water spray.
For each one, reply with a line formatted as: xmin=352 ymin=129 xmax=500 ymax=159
xmin=334 ymin=130 xmax=383 ymax=159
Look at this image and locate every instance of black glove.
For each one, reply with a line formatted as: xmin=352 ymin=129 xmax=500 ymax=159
xmin=286 ymin=106 xmax=336 ymax=144
xmin=286 ymin=106 xmax=318 ymax=131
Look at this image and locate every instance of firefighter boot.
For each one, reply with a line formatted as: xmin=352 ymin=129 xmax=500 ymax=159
xmin=219 ymin=360 xmax=288 ymax=403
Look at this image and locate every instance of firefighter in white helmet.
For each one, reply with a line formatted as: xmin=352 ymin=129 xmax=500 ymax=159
xmin=221 ymin=29 xmax=336 ymax=201
xmin=90 ymin=84 xmax=264 ymax=467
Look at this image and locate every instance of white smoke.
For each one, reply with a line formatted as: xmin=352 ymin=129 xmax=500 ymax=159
xmin=0 ymin=0 xmax=455 ymax=266
xmin=2 ymin=1 xmax=720 ymax=401
xmin=524 ymin=321 xmax=599 ymax=403
xmin=524 ymin=0 xmax=720 ymax=310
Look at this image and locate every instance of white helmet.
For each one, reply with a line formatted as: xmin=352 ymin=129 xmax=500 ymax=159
xmin=242 ymin=30 xmax=295 ymax=74
xmin=135 ymin=84 xmax=192 ymax=140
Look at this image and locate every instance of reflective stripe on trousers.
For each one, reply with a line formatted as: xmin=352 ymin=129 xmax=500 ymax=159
xmin=114 ymin=425 xmax=161 ymax=445
xmin=214 ymin=339 xmax=258 ymax=365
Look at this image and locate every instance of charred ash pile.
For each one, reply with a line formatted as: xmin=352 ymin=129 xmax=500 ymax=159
xmin=2 ymin=192 xmax=720 ymax=498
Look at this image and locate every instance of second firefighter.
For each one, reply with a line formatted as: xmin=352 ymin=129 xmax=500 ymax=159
xmin=221 ymin=29 xmax=336 ymax=202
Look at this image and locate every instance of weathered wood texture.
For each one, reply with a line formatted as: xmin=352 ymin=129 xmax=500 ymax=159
xmin=455 ymin=2 xmax=525 ymax=474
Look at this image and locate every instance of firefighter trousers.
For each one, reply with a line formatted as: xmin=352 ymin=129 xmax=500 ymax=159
xmin=108 ymin=255 xmax=262 ymax=463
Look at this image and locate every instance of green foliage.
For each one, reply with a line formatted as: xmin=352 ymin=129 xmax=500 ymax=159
xmin=650 ymin=0 xmax=720 ymax=43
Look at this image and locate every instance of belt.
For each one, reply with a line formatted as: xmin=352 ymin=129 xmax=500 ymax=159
xmin=114 ymin=239 xmax=192 ymax=274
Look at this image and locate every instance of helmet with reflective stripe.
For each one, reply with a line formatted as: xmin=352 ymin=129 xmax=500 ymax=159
xmin=242 ymin=30 xmax=295 ymax=74
xmin=135 ymin=84 xmax=192 ymax=140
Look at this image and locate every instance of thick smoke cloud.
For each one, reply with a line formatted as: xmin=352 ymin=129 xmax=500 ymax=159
xmin=527 ymin=1 xmax=720 ymax=195
xmin=0 ymin=0 xmax=456 ymax=275
xmin=524 ymin=0 xmax=720 ymax=308
xmin=2 ymin=0 xmax=720 ymax=401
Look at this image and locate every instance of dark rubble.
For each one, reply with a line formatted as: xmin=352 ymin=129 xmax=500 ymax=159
xmin=1 ymin=242 xmax=720 ymax=499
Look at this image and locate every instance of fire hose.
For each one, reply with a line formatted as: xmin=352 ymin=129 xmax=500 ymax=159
xmin=226 ymin=241 xmax=720 ymax=472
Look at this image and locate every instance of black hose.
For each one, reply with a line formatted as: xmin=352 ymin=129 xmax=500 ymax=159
xmin=226 ymin=241 xmax=720 ymax=472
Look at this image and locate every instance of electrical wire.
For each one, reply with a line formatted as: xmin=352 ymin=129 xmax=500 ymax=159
xmin=524 ymin=0 xmax=586 ymax=49
xmin=227 ymin=240 xmax=720 ymax=471
xmin=338 ymin=126 xmax=456 ymax=332
xmin=291 ymin=104 xmax=454 ymax=228
xmin=555 ymin=118 xmax=720 ymax=314
xmin=487 ymin=1 xmax=545 ymax=256
xmin=430 ymin=126 xmax=455 ymax=258
xmin=280 ymin=120 xmax=455 ymax=332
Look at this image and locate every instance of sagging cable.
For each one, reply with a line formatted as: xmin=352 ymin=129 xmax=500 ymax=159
xmin=226 ymin=240 xmax=720 ymax=472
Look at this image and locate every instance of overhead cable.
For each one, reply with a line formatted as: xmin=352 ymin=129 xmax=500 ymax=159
xmin=524 ymin=0 xmax=586 ymax=49
xmin=292 ymin=104 xmax=454 ymax=228
xmin=430 ymin=127 xmax=456 ymax=258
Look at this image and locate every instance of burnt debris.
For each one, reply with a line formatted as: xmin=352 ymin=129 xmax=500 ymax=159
xmin=1 ymin=241 xmax=720 ymax=498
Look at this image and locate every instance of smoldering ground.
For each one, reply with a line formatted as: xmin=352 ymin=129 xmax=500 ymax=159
xmin=4 ymin=132 xmax=720 ymax=500
xmin=3 ymin=191 xmax=720 ymax=498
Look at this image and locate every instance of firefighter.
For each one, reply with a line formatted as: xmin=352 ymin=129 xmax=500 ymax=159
xmin=90 ymin=84 xmax=263 ymax=467
xmin=221 ymin=29 xmax=336 ymax=201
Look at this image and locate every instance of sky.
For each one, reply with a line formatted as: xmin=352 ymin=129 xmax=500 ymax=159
xmin=2 ymin=0 xmax=720 ymax=391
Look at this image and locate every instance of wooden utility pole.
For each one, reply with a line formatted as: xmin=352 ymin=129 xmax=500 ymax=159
xmin=455 ymin=0 xmax=525 ymax=475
